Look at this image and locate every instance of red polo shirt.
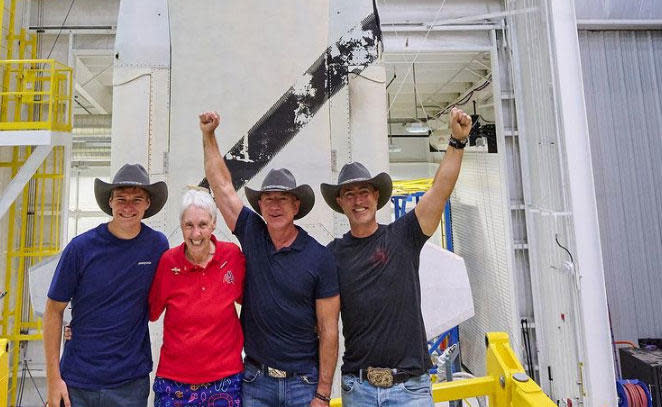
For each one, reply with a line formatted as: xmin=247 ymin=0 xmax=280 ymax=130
xmin=149 ymin=235 xmax=245 ymax=383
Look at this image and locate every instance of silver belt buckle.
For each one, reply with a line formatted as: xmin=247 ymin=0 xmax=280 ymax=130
xmin=267 ymin=366 xmax=288 ymax=378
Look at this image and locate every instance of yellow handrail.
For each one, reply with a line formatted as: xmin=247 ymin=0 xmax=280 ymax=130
xmin=0 ymin=59 xmax=73 ymax=132
xmin=330 ymin=333 xmax=556 ymax=407
xmin=0 ymin=338 xmax=7 ymax=407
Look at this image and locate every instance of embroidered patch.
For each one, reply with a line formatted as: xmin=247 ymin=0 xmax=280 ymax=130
xmin=171 ymin=267 xmax=181 ymax=275
xmin=223 ymin=270 xmax=235 ymax=285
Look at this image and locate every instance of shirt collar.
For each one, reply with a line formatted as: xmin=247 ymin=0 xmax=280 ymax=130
xmin=176 ymin=234 xmax=219 ymax=270
xmin=269 ymin=225 xmax=307 ymax=254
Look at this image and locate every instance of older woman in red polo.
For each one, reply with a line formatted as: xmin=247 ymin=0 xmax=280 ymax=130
xmin=149 ymin=187 xmax=245 ymax=406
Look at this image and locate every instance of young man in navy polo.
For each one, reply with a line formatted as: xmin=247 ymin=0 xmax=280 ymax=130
xmin=320 ymin=108 xmax=472 ymax=407
xmin=43 ymin=164 xmax=169 ymax=407
xmin=200 ymin=111 xmax=340 ymax=407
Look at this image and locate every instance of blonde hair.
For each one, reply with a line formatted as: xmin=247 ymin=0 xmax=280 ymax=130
xmin=180 ymin=187 xmax=217 ymax=223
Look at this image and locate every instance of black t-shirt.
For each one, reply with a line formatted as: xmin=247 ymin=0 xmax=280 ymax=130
xmin=328 ymin=210 xmax=433 ymax=374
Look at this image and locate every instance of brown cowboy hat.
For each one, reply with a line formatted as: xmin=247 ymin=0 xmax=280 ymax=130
xmin=320 ymin=162 xmax=392 ymax=213
xmin=245 ymin=168 xmax=315 ymax=220
xmin=94 ymin=163 xmax=168 ymax=218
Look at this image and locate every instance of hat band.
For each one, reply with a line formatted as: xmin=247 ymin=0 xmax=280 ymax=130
xmin=115 ymin=181 xmax=145 ymax=185
xmin=340 ymin=176 xmax=372 ymax=185
xmin=262 ymin=184 xmax=294 ymax=191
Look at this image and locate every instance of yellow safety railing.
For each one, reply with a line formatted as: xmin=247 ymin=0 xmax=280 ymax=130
xmin=330 ymin=333 xmax=555 ymax=407
xmin=1 ymin=146 xmax=65 ymax=406
xmin=0 ymin=338 xmax=8 ymax=407
xmin=0 ymin=59 xmax=73 ymax=132
xmin=392 ymin=178 xmax=433 ymax=196
xmin=1 ymin=2 xmax=68 ymax=406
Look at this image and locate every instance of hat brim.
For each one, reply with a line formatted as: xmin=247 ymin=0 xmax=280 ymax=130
xmin=94 ymin=178 xmax=168 ymax=219
xmin=245 ymin=184 xmax=315 ymax=220
xmin=320 ymin=172 xmax=393 ymax=213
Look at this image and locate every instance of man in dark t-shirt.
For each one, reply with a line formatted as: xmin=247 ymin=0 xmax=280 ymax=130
xmin=200 ymin=111 xmax=340 ymax=407
xmin=320 ymin=107 xmax=472 ymax=406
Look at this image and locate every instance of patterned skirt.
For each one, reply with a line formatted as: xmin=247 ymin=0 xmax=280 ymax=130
xmin=153 ymin=373 xmax=242 ymax=407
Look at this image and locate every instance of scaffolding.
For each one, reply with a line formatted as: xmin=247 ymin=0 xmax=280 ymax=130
xmin=0 ymin=0 xmax=72 ymax=405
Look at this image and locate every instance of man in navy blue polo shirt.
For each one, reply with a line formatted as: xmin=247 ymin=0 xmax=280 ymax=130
xmin=43 ymin=164 xmax=169 ymax=407
xmin=200 ymin=111 xmax=340 ymax=407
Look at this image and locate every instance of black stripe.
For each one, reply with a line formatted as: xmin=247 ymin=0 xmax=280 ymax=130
xmin=200 ymin=13 xmax=381 ymax=191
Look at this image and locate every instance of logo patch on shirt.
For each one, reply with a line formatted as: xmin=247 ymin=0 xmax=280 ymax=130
xmin=223 ymin=270 xmax=235 ymax=285
xmin=171 ymin=267 xmax=181 ymax=275
xmin=137 ymin=261 xmax=152 ymax=265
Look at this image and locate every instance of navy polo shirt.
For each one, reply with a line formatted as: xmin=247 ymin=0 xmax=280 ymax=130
xmin=234 ymin=207 xmax=338 ymax=373
xmin=48 ymin=223 xmax=169 ymax=389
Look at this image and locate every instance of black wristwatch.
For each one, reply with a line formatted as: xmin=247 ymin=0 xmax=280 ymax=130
xmin=448 ymin=135 xmax=468 ymax=149
xmin=314 ymin=392 xmax=331 ymax=403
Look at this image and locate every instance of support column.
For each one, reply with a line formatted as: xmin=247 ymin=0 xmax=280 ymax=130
xmin=548 ymin=1 xmax=617 ymax=405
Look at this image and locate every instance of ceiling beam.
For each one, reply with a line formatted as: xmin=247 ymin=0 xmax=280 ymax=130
xmin=74 ymin=56 xmax=112 ymax=114
xmin=73 ymin=48 xmax=115 ymax=57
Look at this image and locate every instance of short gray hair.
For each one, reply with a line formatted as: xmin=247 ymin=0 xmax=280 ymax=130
xmin=180 ymin=189 xmax=217 ymax=223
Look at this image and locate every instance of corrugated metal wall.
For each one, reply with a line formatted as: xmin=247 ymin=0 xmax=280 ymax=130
xmin=575 ymin=1 xmax=662 ymax=20
xmin=579 ymin=30 xmax=662 ymax=345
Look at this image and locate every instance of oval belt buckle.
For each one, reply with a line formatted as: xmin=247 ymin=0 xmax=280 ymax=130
xmin=366 ymin=367 xmax=394 ymax=388
xmin=268 ymin=367 xmax=288 ymax=378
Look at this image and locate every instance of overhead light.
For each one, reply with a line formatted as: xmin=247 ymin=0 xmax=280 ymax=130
xmin=405 ymin=121 xmax=431 ymax=134
xmin=388 ymin=137 xmax=402 ymax=153
xmin=388 ymin=144 xmax=402 ymax=153
xmin=407 ymin=63 xmax=431 ymax=135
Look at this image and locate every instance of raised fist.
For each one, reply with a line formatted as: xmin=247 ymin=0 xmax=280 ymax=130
xmin=199 ymin=111 xmax=220 ymax=135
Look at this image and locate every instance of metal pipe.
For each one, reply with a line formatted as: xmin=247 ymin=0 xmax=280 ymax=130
xmin=548 ymin=1 xmax=617 ymax=405
xmin=381 ymin=24 xmax=500 ymax=32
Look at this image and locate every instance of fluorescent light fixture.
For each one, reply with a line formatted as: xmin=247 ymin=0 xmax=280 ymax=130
xmin=405 ymin=121 xmax=431 ymax=134
xmin=388 ymin=138 xmax=402 ymax=153
xmin=388 ymin=144 xmax=402 ymax=153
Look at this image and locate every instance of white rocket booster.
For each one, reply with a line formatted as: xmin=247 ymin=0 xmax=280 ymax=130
xmin=112 ymin=0 xmax=171 ymax=231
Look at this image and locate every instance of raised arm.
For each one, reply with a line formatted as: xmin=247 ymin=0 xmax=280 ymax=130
xmin=312 ymin=294 xmax=340 ymax=407
xmin=415 ymin=107 xmax=472 ymax=236
xmin=200 ymin=111 xmax=244 ymax=231
xmin=43 ymin=299 xmax=71 ymax=407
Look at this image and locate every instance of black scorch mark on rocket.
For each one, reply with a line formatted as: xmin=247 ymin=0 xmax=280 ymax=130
xmin=200 ymin=11 xmax=381 ymax=191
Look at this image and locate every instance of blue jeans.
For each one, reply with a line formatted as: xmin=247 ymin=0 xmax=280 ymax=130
xmin=341 ymin=373 xmax=434 ymax=407
xmin=68 ymin=376 xmax=150 ymax=407
xmin=241 ymin=361 xmax=317 ymax=407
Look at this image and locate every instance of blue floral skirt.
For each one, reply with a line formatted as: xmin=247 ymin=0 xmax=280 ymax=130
xmin=153 ymin=373 xmax=242 ymax=407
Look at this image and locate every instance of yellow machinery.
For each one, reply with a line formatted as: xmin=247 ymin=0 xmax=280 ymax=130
xmin=0 ymin=339 xmax=8 ymax=406
xmin=0 ymin=0 xmax=72 ymax=405
xmin=330 ymin=332 xmax=555 ymax=406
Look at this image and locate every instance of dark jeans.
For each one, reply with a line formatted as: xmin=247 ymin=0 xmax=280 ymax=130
xmin=241 ymin=361 xmax=317 ymax=407
xmin=67 ymin=376 xmax=150 ymax=407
